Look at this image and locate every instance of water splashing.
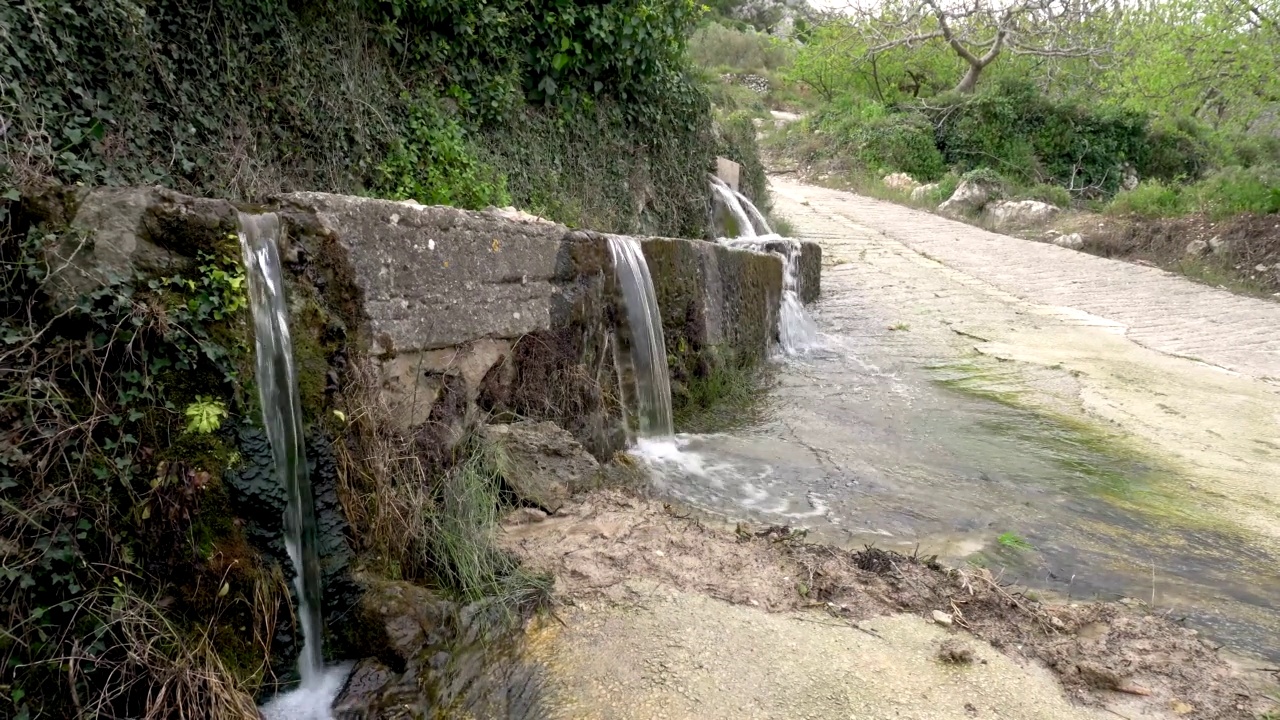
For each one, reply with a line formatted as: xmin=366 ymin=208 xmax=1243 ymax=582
xmin=607 ymin=236 xmax=674 ymax=439
xmin=239 ymin=212 xmax=332 ymax=713
xmin=710 ymin=182 xmax=819 ymax=356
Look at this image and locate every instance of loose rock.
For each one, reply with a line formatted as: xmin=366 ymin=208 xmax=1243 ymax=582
xmin=985 ymin=200 xmax=1061 ymax=230
xmin=1052 ymin=233 xmax=1085 ymax=250
xmin=883 ymin=173 xmax=920 ymax=192
xmin=931 ymin=609 xmax=953 ymax=626
xmin=482 ymin=420 xmax=602 ymax=512
xmin=938 ymin=180 xmax=995 ymax=217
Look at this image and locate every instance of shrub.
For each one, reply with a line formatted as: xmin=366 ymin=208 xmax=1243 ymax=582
xmin=1021 ymin=183 xmax=1073 ymax=208
xmin=718 ymin=111 xmax=771 ymax=210
xmin=1141 ymin=118 xmax=1212 ymax=182
xmin=930 ymin=79 xmax=1151 ymax=196
xmin=849 ymin=113 xmax=946 ymax=181
xmin=1106 ymin=180 xmax=1187 ymax=217
xmin=374 ymin=97 xmax=510 ymax=210
xmin=1220 ymin=133 xmax=1280 ymax=169
xmin=689 ymin=22 xmax=794 ymax=74
xmin=1189 ymin=166 xmax=1280 ymax=218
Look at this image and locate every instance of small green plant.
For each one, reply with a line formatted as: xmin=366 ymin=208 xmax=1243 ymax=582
xmin=1107 ymin=180 xmax=1186 ymax=218
xmin=889 ymin=322 xmax=911 ymax=331
xmin=996 ymin=532 xmax=1034 ymax=551
xmin=1021 ymin=183 xmax=1073 ymax=208
xmin=185 ymin=397 xmax=229 ymax=434
xmin=375 ymin=95 xmax=511 ymax=210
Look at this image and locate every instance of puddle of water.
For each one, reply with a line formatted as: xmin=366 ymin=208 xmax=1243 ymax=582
xmin=637 ymin=334 xmax=1280 ymax=662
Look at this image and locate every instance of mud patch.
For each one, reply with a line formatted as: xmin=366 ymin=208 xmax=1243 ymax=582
xmin=504 ymin=490 xmax=1276 ymax=720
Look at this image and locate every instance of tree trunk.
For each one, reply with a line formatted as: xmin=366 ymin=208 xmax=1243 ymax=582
xmin=954 ymin=63 xmax=984 ymax=93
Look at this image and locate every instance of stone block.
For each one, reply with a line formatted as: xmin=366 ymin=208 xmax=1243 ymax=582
xmin=798 ymin=240 xmax=821 ymax=304
xmin=715 ymin=157 xmax=741 ymax=192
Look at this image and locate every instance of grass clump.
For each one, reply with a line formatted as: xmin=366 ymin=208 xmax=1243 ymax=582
xmin=996 ymin=532 xmax=1034 ymax=551
xmin=674 ymin=357 xmax=776 ymax=434
xmin=1107 ymin=167 xmax=1279 ymax=220
xmin=425 ymin=439 xmax=552 ymax=609
xmin=1107 ymin=180 xmax=1187 ymax=218
xmin=335 ymin=364 xmax=550 ymax=614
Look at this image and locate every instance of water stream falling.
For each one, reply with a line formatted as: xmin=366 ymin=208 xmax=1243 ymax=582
xmin=607 ymin=235 xmax=674 ymax=439
xmin=710 ymin=179 xmax=819 ymax=355
xmin=239 ymin=212 xmax=344 ymax=717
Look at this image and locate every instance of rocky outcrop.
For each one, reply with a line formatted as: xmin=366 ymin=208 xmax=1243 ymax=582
xmin=939 ymin=180 xmax=996 ymax=217
xmin=336 ymin=579 xmax=544 ymax=719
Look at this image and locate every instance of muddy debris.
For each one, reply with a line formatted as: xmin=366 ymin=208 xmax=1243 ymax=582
xmin=502 ymin=490 xmax=1275 ymax=720
xmin=937 ymin=638 xmax=977 ymax=665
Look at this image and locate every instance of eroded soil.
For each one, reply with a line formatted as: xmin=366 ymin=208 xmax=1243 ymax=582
xmin=502 ymin=491 xmax=1277 ymax=720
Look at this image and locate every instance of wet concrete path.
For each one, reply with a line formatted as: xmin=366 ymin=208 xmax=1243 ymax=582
xmin=653 ymin=177 xmax=1280 ymax=662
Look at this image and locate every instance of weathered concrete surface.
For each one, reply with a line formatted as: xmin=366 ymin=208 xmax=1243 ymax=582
xmin=798 ymin=239 xmax=821 ymax=303
xmin=280 ymin=193 xmax=577 ymax=355
xmin=278 ymin=194 xmax=785 ymax=453
xmin=641 ymin=237 xmax=782 ymax=362
xmin=715 ymin=157 xmax=741 ymax=192
xmin=41 ymin=186 xmax=239 ymax=310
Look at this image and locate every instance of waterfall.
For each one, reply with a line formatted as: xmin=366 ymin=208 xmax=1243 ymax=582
xmin=238 ymin=212 xmax=325 ymax=687
xmin=711 ymin=184 xmax=819 ymax=356
xmin=607 ymin=236 xmax=674 ymax=438
xmin=709 ymin=176 xmax=757 ymax=238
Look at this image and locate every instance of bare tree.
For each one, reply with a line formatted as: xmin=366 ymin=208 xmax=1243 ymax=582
xmin=843 ymin=0 xmax=1117 ymax=94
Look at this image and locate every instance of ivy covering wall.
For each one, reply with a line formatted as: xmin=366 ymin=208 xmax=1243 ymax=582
xmin=0 ymin=0 xmax=718 ymax=236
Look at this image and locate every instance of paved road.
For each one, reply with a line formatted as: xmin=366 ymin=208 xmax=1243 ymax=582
xmin=772 ymin=177 xmax=1280 ymax=379
xmin=768 ymin=176 xmax=1280 ymax=548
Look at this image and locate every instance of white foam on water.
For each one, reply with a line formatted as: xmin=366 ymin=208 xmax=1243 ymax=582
xmin=258 ymin=663 xmax=353 ymax=720
xmin=633 ymin=436 xmax=733 ymax=478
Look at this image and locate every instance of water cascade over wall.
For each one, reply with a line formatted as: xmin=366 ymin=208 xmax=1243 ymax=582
xmin=607 ymin=236 xmax=675 ymax=438
xmin=240 ymin=212 xmax=346 ymax=717
xmin=710 ymin=181 xmax=819 ymax=355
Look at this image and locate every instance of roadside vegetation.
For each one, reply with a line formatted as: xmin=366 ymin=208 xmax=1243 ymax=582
xmin=691 ymin=0 xmax=1280 ymax=295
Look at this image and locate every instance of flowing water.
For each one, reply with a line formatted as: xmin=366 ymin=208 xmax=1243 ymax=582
xmin=608 ymin=235 xmax=675 ymax=439
xmin=240 ymin=213 xmax=349 ymax=717
xmin=709 ymin=182 xmax=819 ymax=356
xmin=634 ymin=185 xmax=1280 ymax=662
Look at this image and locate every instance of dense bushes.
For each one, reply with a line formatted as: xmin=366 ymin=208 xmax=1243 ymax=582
xmin=689 ymin=21 xmax=794 ymax=75
xmin=929 ymin=80 xmax=1161 ymax=196
xmin=0 ymin=0 xmax=717 ymax=236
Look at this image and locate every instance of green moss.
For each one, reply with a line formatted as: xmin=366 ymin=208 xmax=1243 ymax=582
xmin=925 ymin=358 xmax=1237 ymax=533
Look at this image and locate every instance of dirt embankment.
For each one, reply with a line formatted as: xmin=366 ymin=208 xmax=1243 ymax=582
xmin=502 ymin=491 xmax=1277 ymax=720
xmin=1058 ymin=213 xmax=1280 ymax=297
